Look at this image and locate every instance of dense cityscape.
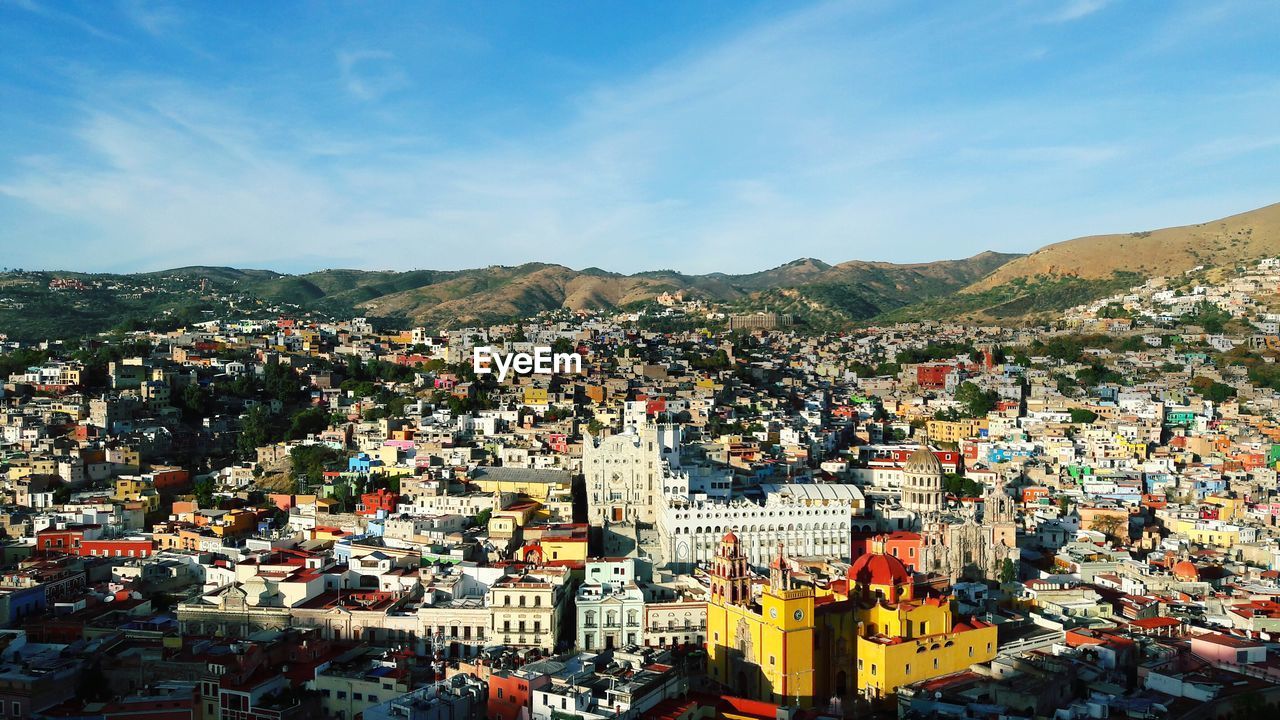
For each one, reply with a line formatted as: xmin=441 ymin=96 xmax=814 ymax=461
xmin=5 ymin=2 xmax=1280 ymax=719
xmin=3 ymin=256 xmax=1280 ymax=719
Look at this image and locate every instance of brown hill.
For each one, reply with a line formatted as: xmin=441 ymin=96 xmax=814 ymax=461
xmin=358 ymin=252 xmax=1020 ymax=327
xmin=969 ymin=201 xmax=1280 ymax=291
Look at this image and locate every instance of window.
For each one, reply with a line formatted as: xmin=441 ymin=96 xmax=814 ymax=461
xmin=353 ymin=693 xmax=362 ymax=701
xmin=905 ymin=664 xmax=910 ymax=675
xmin=337 ymin=692 xmax=347 ymax=700
xmin=871 ymin=664 xmax=877 ymax=677
xmin=933 ymin=658 xmax=939 ymax=669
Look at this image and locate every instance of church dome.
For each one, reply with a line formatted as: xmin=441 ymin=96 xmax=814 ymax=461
xmin=848 ymin=551 xmax=912 ymax=589
xmin=904 ymin=443 xmax=943 ymax=477
xmin=1172 ymin=560 xmax=1200 ymax=581
xmin=722 ymin=530 xmax=739 ymax=544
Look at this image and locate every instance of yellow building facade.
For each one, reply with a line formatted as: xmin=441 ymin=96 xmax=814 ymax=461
xmin=706 ymin=534 xmax=817 ymax=706
xmin=706 ymin=532 xmax=999 ymax=706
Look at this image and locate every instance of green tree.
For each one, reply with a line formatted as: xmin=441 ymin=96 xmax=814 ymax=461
xmin=263 ymin=360 xmax=304 ymax=403
xmin=330 ymin=478 xmax=353 ymax=512
xmin=955 ymin=381 xmax=998 ymax=417
xmin=286 ymin=407 xmax=330 ymax=440
xmin=290 ymin=445 xmax=344 ymax=489
xmin=1089 ymin=515 xmax=1126 ymax=542
xmin=1069 ymin=408 xmax=1099 ymax=424
xmin=999 ymin=558 xmax=1018 ymax=584
xmin=1190 ymin=376 xmax=1236 ymax=403
xmin=237 ymin=405 xmax=281 ymax=458
xmin=179 ymin=383 xmax=213 ymax=421
xmin=192 ymin=477 xmax=215 ymax=509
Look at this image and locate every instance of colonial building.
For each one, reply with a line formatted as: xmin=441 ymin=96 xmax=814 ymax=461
xmin=583 ymin=422 xmax=682 ymax=524
xmin=705 ymin=531 xmax=1000 ymax=707
xmin=706 ymin=534 xmax=816 ymax=706
xmin=851 ymin=537 xmax=999 ymax=699
xmin=487 ymin=573 xmax=561 ymax=651
xmin=658 ymin=484 xmax=873 ymax=572
xmin=576 ymin=558 xmax=647 ymax=650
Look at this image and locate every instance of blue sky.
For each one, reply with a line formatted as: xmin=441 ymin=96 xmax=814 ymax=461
xmin=2 ymin=0 xmax=1279 ymax=275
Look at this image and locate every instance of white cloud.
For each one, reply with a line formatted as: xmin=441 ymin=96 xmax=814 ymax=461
xmin=2 ymin=0 xmax=1279 ymax=274
xmin=337 ymin=50 xmax=410 ymax=101
xmin=1042 ymin=0 xmax=1111 ymax=23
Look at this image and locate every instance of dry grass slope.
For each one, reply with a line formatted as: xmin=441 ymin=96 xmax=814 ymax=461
xmin=969 ymin=201 xmax=1280 ymax=291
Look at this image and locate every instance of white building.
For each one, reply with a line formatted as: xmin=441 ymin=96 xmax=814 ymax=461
xmin=577 ymin=558 xmax=647 ymax=651
xmin=584 ymin=423 xmax=682 ymax=524
xmin=656 ymin=483 xmax=870 ymax=572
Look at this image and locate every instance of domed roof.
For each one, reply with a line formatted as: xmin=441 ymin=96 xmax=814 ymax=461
xmin=721 ymin=530 xmax=739 ymax=544
xmin=904 ymin=443 xmax=943 ymax=476
xmin=1172 ymin=560 xmax=1200 ymax=581
xmin=848 ymin=551 xmax=912 ymax=588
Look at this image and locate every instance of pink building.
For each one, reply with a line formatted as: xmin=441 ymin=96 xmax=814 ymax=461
xmin=1190 ymin=632 xmax=1266 ymax=664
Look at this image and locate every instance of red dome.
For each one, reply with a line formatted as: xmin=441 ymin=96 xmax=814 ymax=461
xmin=722 ymin=530 xmax=739 ymax=544
xmin=848 ymin=551 xmax=912 ymax=588
xmin=1172 ymin=560 xmax=1200 ymax=581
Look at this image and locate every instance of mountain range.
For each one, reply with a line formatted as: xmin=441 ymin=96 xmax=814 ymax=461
xmin=3 ymin=200 xmax=1280 ymax=339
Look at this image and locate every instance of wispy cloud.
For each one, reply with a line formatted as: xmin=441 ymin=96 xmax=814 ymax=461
xmin=1041 ymin=0 xmax=1111 ymax=23
xmin=1 ymin=0 xmax=1279 ymax=274
xmin=118 ymin=0 xmax=180 ymax=36
xmin=337 ymin=50 xmax=409 ymax=102
xmin=4 ymin=0 xmax=125 ymax=42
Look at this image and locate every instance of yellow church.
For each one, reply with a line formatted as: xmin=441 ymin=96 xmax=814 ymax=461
xmin=706 ymin=532 xmax=998 ymax=707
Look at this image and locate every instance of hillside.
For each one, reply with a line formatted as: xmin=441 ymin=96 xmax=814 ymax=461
xmin=969 ymin=201 xmax=1280 ymax=291
xmin=740 ymin=252 xmax=1019 ymax=327
xmin=10 ymin=199 xmax=1280 ymax=339
xmin=350 ymin=253 xmax=1020 ymax=327
xmin=874 ymin=202 xmax=1280 ymax=325
xmin=0 ymin=252 xmax=1020 ymax=339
